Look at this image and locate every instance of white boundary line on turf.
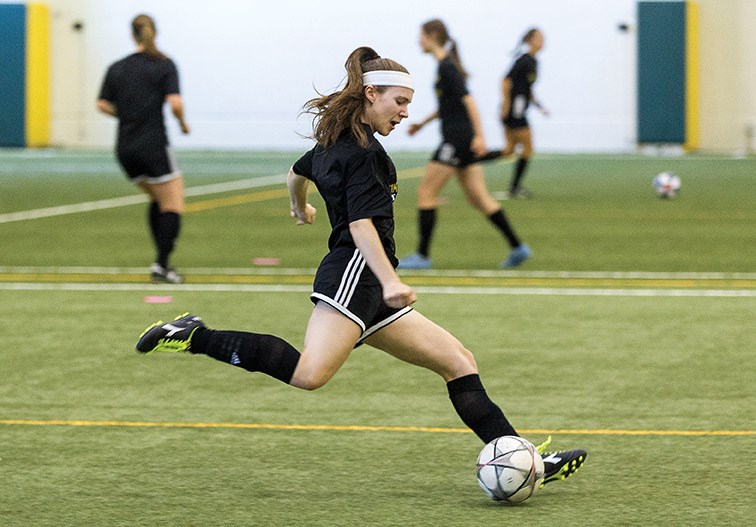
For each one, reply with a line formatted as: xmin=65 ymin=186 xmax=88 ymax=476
xmin=0 ymin=174 xmax=287 ymax=225
xmin=0 ymin=266 xmax=754 ymax=280
xmin=1 ymin=282 xmax=754 ymax=297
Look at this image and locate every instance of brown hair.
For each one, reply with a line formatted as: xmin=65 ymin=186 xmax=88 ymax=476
xmin=522 ymin=27 xmax=541 ymax=44
xmin=304 ymin=46 xmax=409 ymax=148
xmin=132 ymin=14 xmax=167 ymax=60
xmin=421 ymin=19 xmax=467 ymax=79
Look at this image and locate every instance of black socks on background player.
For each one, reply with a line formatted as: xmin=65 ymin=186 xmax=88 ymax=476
xmin=190 ymin=328 xmax=301 ymax=384
xmin=487 ymin=209 xmax=521 ymax=248
xmin=148 ymin=202 xmax=161 ymax=248
xmin=476 ymin=150 xmax=503 ymax=163
xmin=148 ymin=202 xmax=181 ymax=269
xmin=417 ymin=208 xmax=436 ymax=257
xmin=511 ymin=157 xmax=529 ymax=191
xmin=447 ymin=373 xmax=518 ymax=443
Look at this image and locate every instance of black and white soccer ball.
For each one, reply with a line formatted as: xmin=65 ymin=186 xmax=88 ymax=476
xmin=653 ymin=171 xmax=681 ymax=198
xmin=476 ymin=436 xmax=545 ymax=503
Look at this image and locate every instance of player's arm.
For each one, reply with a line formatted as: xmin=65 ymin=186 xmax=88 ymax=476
xmin=166 ymin=94 xmax=190 ymax=134
xmin=530 ymin=92 xmax=549 ymax=117
xmin=500 ymin=77 xmax=512 ymax=120
xmin=407 ymin=110 xmax=439 ymax=136
xmin=349 ymin=218 xmax=416 ymax=308
xmin=96 ymin=99 xmax=117 ymax=117
xmin=287 ymin=168 xmax=316 ymax=225
xmin=462 ymin=94 xmax=487 ymax=156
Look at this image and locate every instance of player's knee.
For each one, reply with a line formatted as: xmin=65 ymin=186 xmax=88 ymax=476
xmin=502 ymin=146 xmax=515 ymax=157
xmin=417 ymin=187 xmax=438 ymax=208
xmin=442 ymin=344 xmax=478 ymax=380
xmin=292 ymin=372 xmax=329 ymax=391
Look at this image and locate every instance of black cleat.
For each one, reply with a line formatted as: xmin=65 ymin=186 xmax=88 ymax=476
xmin=136 ymin=312 xmax=205 ymax=354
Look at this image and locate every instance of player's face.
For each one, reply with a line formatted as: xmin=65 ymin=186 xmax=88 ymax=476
xmin=364 ymin=86 xmax=413 ymax=137
xmin=530 ymin=31 xmax=545 ymax=52
xmin=419 ymin=30 xmax=434 ymax=53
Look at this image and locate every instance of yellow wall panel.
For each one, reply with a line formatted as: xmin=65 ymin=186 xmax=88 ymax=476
xmin=25 ymin=3 xmax=51 ymax=147
xmin=685 ymin=1 xmax=700 ymax=151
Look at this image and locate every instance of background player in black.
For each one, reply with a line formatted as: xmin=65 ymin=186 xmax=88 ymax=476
xmin=485 ymin=28 xmax=548 ymax=199
xmin=397 ymin=19 xmax=531 ymax=269
xmin=97 ymin=14 xmax=189 ymax=283
xmin=135 ymin=47 xmax=587 ymax=486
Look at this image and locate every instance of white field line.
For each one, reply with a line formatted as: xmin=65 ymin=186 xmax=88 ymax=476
xmin=0 ymin=266 xmax=754 ymax=281
xmin=1 ymin=282 xmax=754 ymax=297
xmin=0 ymin=174 xmax=287 ymax=224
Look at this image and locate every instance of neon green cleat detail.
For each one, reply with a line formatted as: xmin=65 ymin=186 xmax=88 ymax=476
xmin=534 ymin=436 xmax=587 ymax=488
xmin=136 ymin=312 xmax=205 ymax=354
xmin=536 ymin=435 xmax=553 ymax=455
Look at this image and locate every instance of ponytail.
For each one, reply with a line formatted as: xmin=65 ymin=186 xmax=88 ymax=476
xmin=421 ymin=19 xmax=467 ymax=79
xmin=132 ymin=14 xmax=168 ymax=61
xmin=446 ymin=38 xmax=468 ymax=79
xmin=304 ymin=46 xmax=409 ymax=148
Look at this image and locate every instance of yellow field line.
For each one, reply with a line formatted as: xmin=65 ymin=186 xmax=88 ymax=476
xmin=0 ymin=272 xmax=753 ymax=289
xmin=0 ymin=419 xmax=752 ymax=436
xmin=183 ymin=166 xmax=426 ymax=214
xmin=185 ymin=188 xmax=290 ymax=213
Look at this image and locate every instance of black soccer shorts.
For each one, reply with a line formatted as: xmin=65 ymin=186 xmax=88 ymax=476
xmin=431 ymin=131 xmax=478 ymax=168
xmin=117 ymin=143 xmax=181 ymax=184
xmin=311 ymin=247 xmax=412 ymax=345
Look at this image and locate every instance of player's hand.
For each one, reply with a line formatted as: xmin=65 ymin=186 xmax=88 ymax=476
xmin=382 ymin=281 xmax=417 ymax=309
xmin=180 ymin=121 xmax=190 ymax=134
xmin=291 ymin=203 xmax=316 ymax=225
xmin=407 ymin=123 xmax=422 ymax=136
xmin=470 ymin=134 xmax=487 ymax=157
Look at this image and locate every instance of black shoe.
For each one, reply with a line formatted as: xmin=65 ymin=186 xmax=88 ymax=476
xmin=540 ymin=448 xmax=587 ymax=486
xmin=136 ymin=313 xmax=205 ymax=354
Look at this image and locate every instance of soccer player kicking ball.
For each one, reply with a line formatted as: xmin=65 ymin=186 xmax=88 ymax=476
xmin=136 ymin=46 xmax=586 ymax=491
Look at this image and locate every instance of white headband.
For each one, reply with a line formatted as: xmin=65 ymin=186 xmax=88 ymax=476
xmin=362 ymin=70 xmax=414 ymax=91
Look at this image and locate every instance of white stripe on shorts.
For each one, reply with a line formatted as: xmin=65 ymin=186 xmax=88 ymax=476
xmin=334 ymin=249 xmax=365 ymax=306
xmin=357 ymin=306 xmax=413 ymax=344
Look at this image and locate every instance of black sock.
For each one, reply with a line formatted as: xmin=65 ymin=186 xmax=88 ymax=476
xmin=447 ymin=374 xmax=518 ymax=443
xmin=191 ymin=328 xmax=300 ymax=384
xmin=156 ymin=212 xmax=181 ymax=268
xmin=477 ymin=150 xmax=503 ymax=163
xmin=417 ymin=208 xmax=436 ymax=257
xmin=487 ymin=209 xmax=521 ymax=248
xmin=511 ymin=157 xmax=529 ymax=191
xmin=148 ymin=202 xmax=161 ymax=249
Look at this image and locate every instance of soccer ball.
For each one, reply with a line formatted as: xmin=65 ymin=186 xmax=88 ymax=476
xmin=653 ymin=171 xmax=681 ymax=198
xmin=476 ymin=436 xmax=545 ymax=503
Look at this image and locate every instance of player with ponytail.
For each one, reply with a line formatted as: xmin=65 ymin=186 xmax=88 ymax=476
xmin=398 ymin=19 xmax=531 ymax=269
xmin=97 ymin=14 xmax=189 ymax=283
xmin=483 ymin=28 xmax=548 ymax=199
xmin=135 ymin=47 xmax=587 ymax=487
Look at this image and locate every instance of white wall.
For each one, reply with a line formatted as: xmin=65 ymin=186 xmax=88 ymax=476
xmin=35 ymin=0 xmax=640 ymax=152
xmin=8 ymin=0 xmax=755 ymax=152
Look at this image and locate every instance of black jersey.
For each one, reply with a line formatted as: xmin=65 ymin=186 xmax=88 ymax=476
xmin=98 ymin=53 xmax=180 ymax=148
xmin=435 ymin=56 xmax=472 ymax=138
xmin=292 ymin=125 xmax=399 ymax=266
xmin=505 ymin=53 xmax=538 ymax=119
